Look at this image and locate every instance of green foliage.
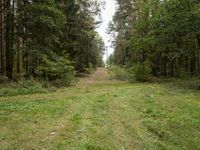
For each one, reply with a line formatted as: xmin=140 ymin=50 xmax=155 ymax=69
xmin=110 ymin=0 xmax=200 ymax=78
xmin=61 ymin=1 xmax=105 ymax=72
xmin=1 ymin=0 xmax=104 ymax=81
xmin=109 ymin=65 xmax=129 ymax=80
xmin=109 ymin=64 xmax=150 ymax=82
xmin=127 ymin=64 xmax=151 ymax=82
xmin=84 ymin=63 xmax=95 ymax=74
xmin=36 ymin=56 xmax=75 ymax=86
xmin=0 ymin=80 xmax=48 ymax=97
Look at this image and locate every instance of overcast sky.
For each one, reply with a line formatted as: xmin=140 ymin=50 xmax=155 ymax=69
xmin=96 ymin=0 xmax=116 ymax=61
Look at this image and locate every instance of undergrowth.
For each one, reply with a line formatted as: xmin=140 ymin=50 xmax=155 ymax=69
xmin=0 ymin=80 xmax=49 ymax=97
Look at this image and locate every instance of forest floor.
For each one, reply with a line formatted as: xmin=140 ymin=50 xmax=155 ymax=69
xmin=0 ymin=68 xmax=200 ymax=150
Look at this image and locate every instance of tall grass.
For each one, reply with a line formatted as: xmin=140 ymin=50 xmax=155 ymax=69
xmin=0 ymin=80 xmax=48 ymax=97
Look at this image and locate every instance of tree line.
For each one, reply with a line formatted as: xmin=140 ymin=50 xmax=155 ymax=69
xmin=0 ymin=0 xmax=105 ymax=81
xmin=109 ymin=0 xmax=200 ymax=77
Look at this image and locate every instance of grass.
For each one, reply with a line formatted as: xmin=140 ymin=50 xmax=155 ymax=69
xmin=0 ymin=80 xmax=49 ymax=97
xmin=0 ymin=68 xmax=200 ymax=150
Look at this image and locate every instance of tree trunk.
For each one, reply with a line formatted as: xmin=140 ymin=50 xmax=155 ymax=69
xmin=186 ymin=56 xmax=189 ymax=73
xmin=0 ymin=0 xmax=5 ymax=75
xmin=16 ymin=0 xmax=21 ymax=74
xmin=171 ymin=60 xmax=174 ymax=77
xmin=10 ymin=0 xmax=14 ymax=75
xmin=196 ymin=35 xmax=200 ymax=73
xmin=5 ymin=0 xmax=13 ymax=79
xmin=163 ymin=61 xmax=167 ymax=76
xmin=190 ymin=55 xmax=196 ymax=75
xmin=17 ymin=38 xmax=20 ymax=74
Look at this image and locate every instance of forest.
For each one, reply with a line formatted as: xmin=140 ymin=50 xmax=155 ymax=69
xmin=0 ymin=0 xmax=104 ymax=83
xmin=0 ymin=0 xmax=200 ymax=150
xmin=109 ymin=0 xmax=200 ymax=79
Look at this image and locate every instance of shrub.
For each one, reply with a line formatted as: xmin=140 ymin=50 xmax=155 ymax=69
xmin=109 ymin=65 xmax=129 ymax=80
xmin=109 ymin=64 xmax=150 ymax=82
xmin=127 ymin=64 xmax=151 ymax=82
xmin=36 ymin=56 xmax=75 ymax=86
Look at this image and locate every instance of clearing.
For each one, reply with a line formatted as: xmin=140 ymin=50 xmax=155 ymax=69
xmin=0 ymin=68 xmax=200 ymax=150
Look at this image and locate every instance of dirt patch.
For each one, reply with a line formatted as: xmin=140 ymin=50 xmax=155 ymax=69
xmin=78 ymin=68 xmax=110 ymax=86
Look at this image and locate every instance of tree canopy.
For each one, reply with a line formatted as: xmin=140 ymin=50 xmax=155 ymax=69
xmin=0 ymin=0 xmax=105 ymax=82
xmin=109 ymin=0 xmax=200 ymax=77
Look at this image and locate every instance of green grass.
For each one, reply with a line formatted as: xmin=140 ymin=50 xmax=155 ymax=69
xmin=0 ymin=71 xmax=200 ymax=150
xmin=0 ymin=80 xmax=49 ymax=97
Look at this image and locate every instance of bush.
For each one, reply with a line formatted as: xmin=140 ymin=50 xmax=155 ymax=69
xmin=109 ymin=64 xmax=150 ymax=82
xmin=109 ymin=65 xmax=129 ymax=80
xmin=127 ymin=64 xmax=151 ymax=82
xmin=36 ymin=56 xmax=75 ymax=86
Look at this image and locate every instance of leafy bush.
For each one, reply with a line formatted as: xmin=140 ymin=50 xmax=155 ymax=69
xmin=109 ymin=65 xmax=129 ymax=80
xmin=36 ymin=56 xmax=75 ymax=86
xmin=109 ymin=64 xmax=150 ymax=82
xmin=127 ymin=64 xmax=151 ymax=82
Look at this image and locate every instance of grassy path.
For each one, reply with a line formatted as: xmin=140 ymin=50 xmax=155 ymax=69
xmin=0 ymin=68 xmax=200 ymax=150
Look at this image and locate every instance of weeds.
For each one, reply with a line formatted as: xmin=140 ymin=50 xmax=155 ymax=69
xmin=0 ymin=80 xmax=48 ymax=97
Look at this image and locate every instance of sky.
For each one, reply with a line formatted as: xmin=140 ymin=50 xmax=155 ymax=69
xmin=96 ymin=0 xmax=116 ymax=62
